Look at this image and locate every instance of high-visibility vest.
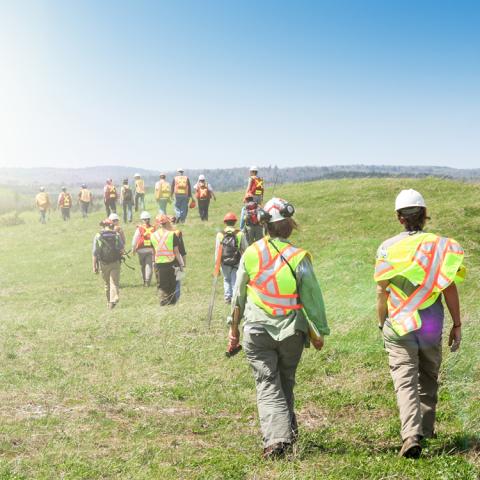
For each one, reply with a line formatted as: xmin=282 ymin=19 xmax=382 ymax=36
xmin=36 ymin=192 xmax=49 ymax=208
xmin=106 ymin=185 xmax=117 ymax=200
xmin=80 ymin=189 xmax=91 ymax=202
xmin=374 ymin=232 xmax=465 ymax=336
xmin=155 ymin=180 xmax=171 ymax=199
xmin=196 ymin=182 xmax=210 ymax=199
xmin=174 ymin=175 xmax=188 ymax=195
xmin=135 ymin=179 xmax=145 ymax=194
xmin=248 ymin=176 xmax=264 ymax=196
xmin=152 ymin=229 xmax=175 ymax=263
xmin=244 ymin=237 xmax=308 ymax=316
xmin=61 ymin=193 xmax=72 ymax=208
xmin=137 ymin=225 xmax=156 ymax=249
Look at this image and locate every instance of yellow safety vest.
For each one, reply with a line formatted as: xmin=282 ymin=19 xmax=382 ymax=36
xmin=135 ymin=179 xmax=145 ymax=194
xmin=244 ymin=237 xmax=308 ymax=316
xmin=156 ymin=180 xmax=171 ymax=199
xmin=174 ymin=176 xmax=188 ymax=195
xmin=80 ymin=189 xmax=91 ymax=202
xmin=374 ymin=232 xmax=465 ymax=336
xmin=152 ymin=229 xmax=175 ymax=263
xmin=62 ymin=193 xmax=72 ymax=208
xmin=36 ymin=192 xmax=49 ymax=208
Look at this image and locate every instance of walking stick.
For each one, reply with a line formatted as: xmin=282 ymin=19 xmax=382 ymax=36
xmin=207 ymin=244 xmax=223 ymax=328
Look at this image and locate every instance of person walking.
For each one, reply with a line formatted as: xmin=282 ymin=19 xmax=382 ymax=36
xmin=171 ymin=216 xmax=187 ymax=302
xmin=240 ymin=194 xmax=264 ymax=245
xmin=104 ymin=179 xmax=117 ymax=216
xmin=228 ymin=197 xmax=329 ymax=459
xmin=134 ymin=173 xmax=146 ymax=212
xmin=57 ymin=187 xmax=73 ymax=221
xmin=215 ymin=212 xmax=248 ymax=303
xmin=120 ymin=178 xmax=134 ymax=223
xmin=375 ymin=189 xmax=465 ymax=459
xmin=245 ymin=166 xmax=264 ymax=205
xmin=108 ymin=213 xmax=126 ymax=245
xmin=194 ymin=175 xmax=216 ymax=221
xmin=132 ymin=211 xmax=156 ymax=287
xmin=154 ymin=173 xmax=171 ymax=214
xmin=171 ymin=168 xmax=193 ymax=223
xmin=151 ymin=214 xmax=185 ymax=305
xmin=35 ymin=187 xmax=51 ymax=224
xmin=92 ymin=219 xmax=124 ymax=309
xmin=78 ymin=184 xmax=93 ymax=218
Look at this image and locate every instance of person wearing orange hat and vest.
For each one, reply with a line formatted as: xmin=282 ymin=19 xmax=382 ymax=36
xmin=134 ymin=173 xmax=146 ymax=212
xmin=171 ymin=168 xmax=193 ymax=223
xmin=57 ymin=187 xmax=73 ymax=221
xmin=132 ymin=211 xmax=156 ymax=287
xmin=375 ymin=189 xmax=465 ymax=459
xmin=194 ymin=174 xmax=216 ymax=221
xmin=227 ymin=197 xmax=329 ymax=459
xmin=151 ymin=214 xmax=185 ymax=305
xmin=240 ymin=194 xmax=264 ymax=245
xmin=154 ymin=173 xmax=171 ymax=215
xmin=104 ymin=179 xmax=118 ymax=217
xmin=35 ymin=187 xmax=51 ymax=224
xmin=245 ymin=166 xmax=264 ymax=205
xmin=215 ymin=212 xmax=248 ymax=303
xmin=120 ymin=178 xmax=134 ymax=223
xmin=78 ymin=184 xmax=93 ymax=218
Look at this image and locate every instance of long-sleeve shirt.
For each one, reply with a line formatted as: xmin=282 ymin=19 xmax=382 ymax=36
xmin=214 ymin=227 xmax=248 ymax=265
xmin=92 ymin=230 xmax=125 ymax=256
xmin=230 ymin=241 xmax=329 ymax=346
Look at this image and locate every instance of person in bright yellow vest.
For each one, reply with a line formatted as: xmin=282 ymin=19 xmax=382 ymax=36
xmin=78 ymin=184 xmax=93 ymax=218
xmin=375 ymin=189 xmax=465 ymax=459
xmin=132 ymin=211 xmax=156 ymax=287
xmin=35 ymin=187 xmax=51 ymax=224
xmin=154 ymin=173 xmax=171 ymax=215
xmin=134 ymin=173 xmax=146 ymax=212
xmin=151 ymin=214 xmax=185 ymax=305
xmin=170 ymin=168 xmax=193 ymax=223
xmin=228 ymin=197 xmax=329 ymax=459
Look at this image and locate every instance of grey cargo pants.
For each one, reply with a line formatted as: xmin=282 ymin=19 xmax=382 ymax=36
xmin=243 ymin=328 xmax=304 ymax=448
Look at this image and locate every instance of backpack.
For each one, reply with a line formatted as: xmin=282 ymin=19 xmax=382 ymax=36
xmin=221 ymin=231 xmax=241 ymax=267
xmin=123 ymin=187 xmax=133 ymax=203
xmin=245 ymin=201 xmax=259 ymax=226
xmin=96 ymin=230 xmax=122 ymax=263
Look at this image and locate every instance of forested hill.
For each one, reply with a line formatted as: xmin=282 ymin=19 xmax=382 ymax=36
xmin=2 ymin=164 xmax=480 ymax=192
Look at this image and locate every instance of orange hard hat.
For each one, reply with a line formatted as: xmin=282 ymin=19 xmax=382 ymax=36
xmin=155 ymin=214 xmax=171 ymax=225
xmin=223 ymin=212 xmax=237 ymax=222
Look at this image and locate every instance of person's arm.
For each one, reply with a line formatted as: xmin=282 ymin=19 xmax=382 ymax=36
xmin=173 ymin=246 xmax=185 ymax=269
xmin=443 ymin=282 xmax=462 ymax=351
xmin=230 ymin=258 xmax=249 ymax=321
xmin=187 ymin=178 xmax=192 ymax=198
xmin=92 ymin=235 xmax=99 ymax=273
xmin=376 ymin=280 xmax=389 ymax=329
xmin=170 ymin=179 xmax=175 ymax=198
xmin=239 ymin=232 xmax=248 ymax=253
xmin=239 ymin=207 xmax=246 ymax=230
xmin=214 ymin=233 xmax=222 ymax=265
xmin=57 ymin=194 xmax=62 ymax=207
xmin=131 ymin=228 xmax=140 ymax=253
xmin=209 ymin=184 xmax=216 ymax=200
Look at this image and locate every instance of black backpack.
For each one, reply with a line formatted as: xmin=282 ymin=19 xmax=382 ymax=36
xmin=221 ymin=231 xmax=241 ymax=267
xmin=96 ymin=230 xmax=122 ymax=263
xmin=123 ymin=187 xmax=133 ymax=203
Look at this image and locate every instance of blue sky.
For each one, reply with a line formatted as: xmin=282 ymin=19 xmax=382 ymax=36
xmin=0 ymin=0 xmax=479 ymax=170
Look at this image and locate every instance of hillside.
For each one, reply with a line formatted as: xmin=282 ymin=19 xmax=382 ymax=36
xmin=0 ymin=178 xmax=478 ymax=479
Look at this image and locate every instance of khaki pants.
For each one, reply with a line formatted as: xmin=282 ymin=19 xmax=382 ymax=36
xmin=137 ymin=248 xmax=153 ymax=285
xmin=383 ymin=299 xmax=444 ymax=440
xmin=243 ymin=329 xmax=304 ymax=448
xmin=100 ymin=261 xmax=121 ymax=304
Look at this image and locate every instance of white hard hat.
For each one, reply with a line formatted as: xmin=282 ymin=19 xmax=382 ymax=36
xmin=177 ymin=167 xmax=184 ymax=173
xmin=134 ymin=173 xmax=141 ymax=177
xmin=40 ymin=186 xmax=45 ymax=192
xmin=198 ymin=174 xmax=206 ymax=181
xmin=108 ymin=213 xmax=120 ymax=221
xmin=249 ymin=165 xmax=258 ymax=172
xmin=140 ymin=211 xmax=151 ymax=220
xmin=395 ymin=189 xmax=426 ymax=211
xmin=263 ymin=197 xmax=295 ymax=223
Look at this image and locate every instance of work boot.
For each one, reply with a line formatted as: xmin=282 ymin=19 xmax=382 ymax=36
xmin=262 ymin=442 xmax=291 ymax=460
xmin=224 ymin=297 xmax=231 ymax=304
xmin=399 ymin=436 xmax=422 ymax=459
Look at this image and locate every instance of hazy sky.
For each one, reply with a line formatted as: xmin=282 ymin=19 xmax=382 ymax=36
xmin=0 ymin=0 xmax=479 ymax=170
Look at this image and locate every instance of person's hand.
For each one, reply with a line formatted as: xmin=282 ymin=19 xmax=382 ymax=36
xmin=311 ymin=336 xmax=324 ymax=351
xmin=93 ymin=266 xmax=99 ymax=274
xmin=448 ymin=325 xmax=462 ymax=352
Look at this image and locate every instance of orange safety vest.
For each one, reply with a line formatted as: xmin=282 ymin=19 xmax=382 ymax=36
xmin=61 ymin=193 xmax=72 ymax=208
xmin=106 ymin=184 xmax=117 ymax=200
xmin=137 ymin=225 xmax=156 ymax=249
xmin=196 ymin=182 xmax=210 ymax=199
xmin=248 ymin=176 xmax=264 ymax=196
xmin=174 ymin=176 xmax=188 ymax=195
xmin=79 ymin=189 xmax=91 ymax=202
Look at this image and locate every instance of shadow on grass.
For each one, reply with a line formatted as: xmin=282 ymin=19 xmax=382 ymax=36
xmin=427 ymin=434 xmax=480 ymax=456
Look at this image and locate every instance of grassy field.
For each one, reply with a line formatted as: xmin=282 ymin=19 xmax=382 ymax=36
xmin=0 ymin=178 xmax=478 ymax=479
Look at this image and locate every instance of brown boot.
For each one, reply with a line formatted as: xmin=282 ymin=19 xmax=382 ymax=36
xmin=262 ymin=442 xmax=291 ymax=460
xmin=399 ymin=436 xmax=422 ymax=459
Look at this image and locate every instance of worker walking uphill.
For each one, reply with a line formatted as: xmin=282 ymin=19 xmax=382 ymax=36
xmin=57 ymin=187 xmax=73 ymax=221
xmin=215 ymin=212 xmax=247 ymax=303
xmin=78 ymin=184 xmax=93 ymax=218
xmin=155 ymin=173 xmax=171 ymax=214
xmin=240 ymin=195 xmax=264 ymax=245
xmin=194 ymin=174 xmax=216 ymax=221
xmin=151 ymin=215 xmax=185 ymax=305
xmin=171 ymin=216 xmax=187 ymax=302
xmin=132 ymin=211 xmax=156 ymax=287
xmin=35 ymin=187 xmax=51 ymax=224
xmin=228 ymin=197 xmax=329 ymax=459
xmin=92 ymin=219 xmax=125 ymax=309
xmin=134 ymin=173 xmax=146 ymax=212
xmin=375 ymin=189 xmax=465 ymax=459
xmin=120 ymin=178 xmax=134 ymax=223
xmin=104 ymin=179 xmax=118 ymax=216
xmin=245 ymin=166 xmax=264 ymax=205
xmin=108 ymin=213 xmax=126 ymax=245
xmin=171 ymin=168 xmax=193 ymax=223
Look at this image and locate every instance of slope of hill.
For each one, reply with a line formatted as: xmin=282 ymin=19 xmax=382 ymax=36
xmin=0 ymin=178 xmax=478 ymax=479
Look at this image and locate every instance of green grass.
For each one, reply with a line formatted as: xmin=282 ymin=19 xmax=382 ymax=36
xmin=0 ymin=178 xmax=478 ymax=479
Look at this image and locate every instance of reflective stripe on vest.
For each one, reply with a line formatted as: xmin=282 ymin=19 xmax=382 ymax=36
xmin=107 ymin=185 xmax=116 ymax=199
xmin=245 ymin=238 xmax=307 ymax=316
xmin=138 ymin=225 xmax=155 ymax=248
xmin=250 ymin=176 xmax=264 ymax=196
xmin=135 ymin=179 xmax=145 ymax=194
xmin=174 ymin=176 xmax=188 ymax=195
xmin=80 ymin=189 xmax=91 ymax=202
xmin=153 ymin=230 xmax=175 ymax=263
xmin=157 ymin=181 xmax=170 ymax=198
xmin=62 ymin=194 xmax=72 ymax=207
xmin=374 ymin=233 xmax=465 ymax=336
xmin=196 ymin=183 xmax=209 ymax=199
